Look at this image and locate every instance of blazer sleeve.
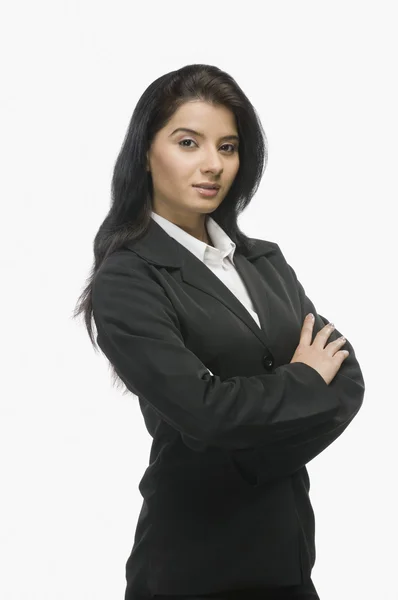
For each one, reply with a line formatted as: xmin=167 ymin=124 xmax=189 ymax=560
xmin=91 ymin=251 xmax=345 ymax=452
xmin=228 ymin=247 xmax=365 ymax=485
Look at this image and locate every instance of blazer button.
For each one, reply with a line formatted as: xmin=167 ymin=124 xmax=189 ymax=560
xmin=263 ymin=354 xmax=274 ymax=370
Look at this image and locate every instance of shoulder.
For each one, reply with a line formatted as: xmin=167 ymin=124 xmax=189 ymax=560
xmin=92 ymin=249 xmax=165 ymax=312
xmin=246 ymin=236 xmax=291 ymax=268
xmin=94 ymin=249 xmax=155 ymax=285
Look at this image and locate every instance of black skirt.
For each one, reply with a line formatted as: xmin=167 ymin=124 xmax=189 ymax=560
xmin=149 ymin=576 xmax=320 ymax=600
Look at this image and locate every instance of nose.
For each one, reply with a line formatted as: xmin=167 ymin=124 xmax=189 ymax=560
xmin=200 ymin=150 xmax=224 ymax=174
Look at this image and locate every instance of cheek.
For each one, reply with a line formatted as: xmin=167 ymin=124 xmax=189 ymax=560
xmin=151 ymin=156 xmax=184 ymax=190
xmin=160 ymin=149 xmax=192 ymax=180
xmin=228 ymin=158 xmax=240 ymax=182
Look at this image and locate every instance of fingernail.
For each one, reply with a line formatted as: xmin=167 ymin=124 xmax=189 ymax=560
xmin=308 ymin=313 xmax=314 ymax=320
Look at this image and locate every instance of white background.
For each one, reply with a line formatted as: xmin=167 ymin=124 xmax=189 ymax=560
xmin=1 ymin=1 xmax=396 ymax=599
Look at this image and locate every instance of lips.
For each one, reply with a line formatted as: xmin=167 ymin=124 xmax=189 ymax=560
xmin=193 ymin=184 xmax=220 ymax=189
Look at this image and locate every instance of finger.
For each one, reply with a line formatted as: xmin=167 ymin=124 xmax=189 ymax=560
xmin=336 ymin=349 xmax=350 ymax=363
xmin=314 ymin=321 xmax=336 ymax=349
xmin=299 ymin=313 xmax=315 ymax=346
xmin=326 ymin=336 xmax=347 ymax=356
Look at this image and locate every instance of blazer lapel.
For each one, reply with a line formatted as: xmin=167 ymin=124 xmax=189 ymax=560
xmin=123 ymin=217 xmax=278 ymax=349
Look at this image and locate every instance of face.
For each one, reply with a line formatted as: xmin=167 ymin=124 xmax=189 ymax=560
xmin=146 ymin=100 xmax=240 ymax=237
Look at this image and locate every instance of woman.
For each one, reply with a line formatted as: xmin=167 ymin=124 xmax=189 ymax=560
xmin=74 ymin=64 xmax=365 ymax=600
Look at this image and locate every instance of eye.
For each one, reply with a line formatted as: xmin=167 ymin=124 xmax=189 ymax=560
xmin=178 ymin=139 xmax=197 ymax=149
xmin=221 ymin=143 xmax=238 ymax=153
xmin=178 ymin=139 xmax=237 ymax=153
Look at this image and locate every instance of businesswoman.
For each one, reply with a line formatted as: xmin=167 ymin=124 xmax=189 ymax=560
xmin=73 ymin=64 xmax=365 ymax=600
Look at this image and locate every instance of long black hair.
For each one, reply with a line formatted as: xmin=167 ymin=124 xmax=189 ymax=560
xmin=72 ymin=63 xmax=268 ymax=392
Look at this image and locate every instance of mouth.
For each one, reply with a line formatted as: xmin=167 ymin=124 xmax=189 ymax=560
xmin=192 ymin=184 xmax=221 ymax=190
xmin=192 ymin=185 xmax=220 ymax=197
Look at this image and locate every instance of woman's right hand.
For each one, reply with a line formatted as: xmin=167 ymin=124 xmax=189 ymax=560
xmin=290 ymin=313 xmax=349 ymax=385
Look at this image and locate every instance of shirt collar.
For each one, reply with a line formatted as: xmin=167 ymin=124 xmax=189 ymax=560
xmin=150 ymin=211 xmax=237 ymax=264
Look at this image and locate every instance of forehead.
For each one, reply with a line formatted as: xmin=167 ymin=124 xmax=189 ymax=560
xmin=165 ymin=100 xmax=237 ymax=133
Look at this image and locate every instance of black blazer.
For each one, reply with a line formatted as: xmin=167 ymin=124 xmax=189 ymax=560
xmin=91 ymin=218 xmax=365 ymax=598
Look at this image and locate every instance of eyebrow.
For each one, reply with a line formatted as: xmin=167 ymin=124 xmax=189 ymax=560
xmin=169 ymin=127 xmax=240 ymax=143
